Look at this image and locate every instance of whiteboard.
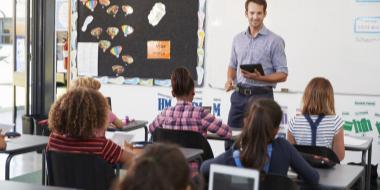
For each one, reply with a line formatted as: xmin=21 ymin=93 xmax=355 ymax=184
xmin=205 ymin=0 xmax=380 ymax=95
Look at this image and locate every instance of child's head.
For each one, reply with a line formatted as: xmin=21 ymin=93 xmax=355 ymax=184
xmin=70 ymin=77 xmax=101 ymax=90
xmin=236 ymin=98 xmax=282 ymax=170
xmin=118 ymin=143 xmax=191 ymax=190
xmin=171 ymin=67 xmax=195 ymax=98
xmin=302 ymin=77 xmax=335 ymax=115
xmin=48 ymin=88 xmax=108 ymax=138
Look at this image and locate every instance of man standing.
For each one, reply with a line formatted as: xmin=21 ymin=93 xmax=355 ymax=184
xmin=225 ymin=0 xmax=288 ymax=130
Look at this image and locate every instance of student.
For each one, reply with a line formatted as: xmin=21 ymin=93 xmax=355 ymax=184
xmin=287 ymin=77 xmax=345 ymax=161
xmin=149 ymin=67 xmax=231 ymax=139
xmin=0 ymin=130 xmax=6 ymax=150
xmin=201 ymin=99 xmax=319 ymax=184
xmin=115 ymin=143 xmax=193 ymax=190
xmin=71 ymin=77 xmax=124 ymax=129
xmin=47 ymin=88 xmax=134 ymax=165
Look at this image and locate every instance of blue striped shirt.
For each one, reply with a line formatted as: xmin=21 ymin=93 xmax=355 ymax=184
xmin=229 ymin=26 xmax=288 ymax=87
xmin=288 ymin=115 xmax=344 ymax=148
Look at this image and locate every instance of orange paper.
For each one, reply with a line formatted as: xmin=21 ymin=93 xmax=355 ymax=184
xmin=147 ymin=41 xmax=170 ymax=59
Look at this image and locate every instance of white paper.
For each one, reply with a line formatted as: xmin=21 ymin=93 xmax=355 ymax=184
xmin=105 ymin=131 xmax=134 ymax=147
xmin=232 ymin=130 xmax=241 ymax=137
xmin=0 ymin=123 xmax=13 ymax=134
xmin=344 ymin=135 xmax=367 ymax=146
xmin=77 ymin=42 xmax=98 ymax=76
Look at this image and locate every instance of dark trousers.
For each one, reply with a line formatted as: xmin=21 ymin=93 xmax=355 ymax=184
xmin=225 ymin=88 xmax=274 ymax=150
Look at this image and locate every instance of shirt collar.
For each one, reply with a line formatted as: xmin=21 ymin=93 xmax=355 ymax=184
xmin=176 ymin=100 xmax=192 ymax=106
xmin=245 ymin=25 xmax=269 ymax=38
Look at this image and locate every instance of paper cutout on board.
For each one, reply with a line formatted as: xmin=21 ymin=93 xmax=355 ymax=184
xmin=198 ymin=30 xmax=205 ymax=48
xmin=109 ymin=76 xmax=125 ymax=84
xmin=107 ymin=27 xmax=119 ymax=39
xmin=122 ymin=55 xmax=134 ymax=64
xmin=91 ymin=27 xmax=103 ymax=39
xmin=124 ymin=77 xmax=140 ymax=85
xmin=80 ymin=0 xmax=88 ymax=5
xmin=197 ymin=48 xmax=204 ymax=66
xmin=196 ymin=66 xmax=204 ymax=85
xmin=121 ymin=25 xmax=134 ymax=37
xmin=110 ymin=46 xmax=122 ymax=58
xmin=107 ymin=5 xmax=119 ymax=18
xmin=154 ymin=79 xmax=171 ymax=87
xmin=77 ymin=42 xmax=98 ymax=76
xmin=198 ymin=12 xmax=205 ymax=29
xmin=122 ymin=5 xmax=134 ymax=16
xmin=99 ymin=40 xmax=111 ymax=52
xmin=112 ymin=65 xmax=125 ymax=76
xmin=139 ymin=78 xmax=154 ymax=86
xmin=148 ymin=2 xmax=166 ymax=27
xmin=147 ymin=41 xmax=170 ymax=59
xmin=85 ymin=0 xmax=97 ymax=12
xmin=99 ymin=0 xmax=110 ymax=8
xmin=81 ymin=15 xmax=94 ymax=32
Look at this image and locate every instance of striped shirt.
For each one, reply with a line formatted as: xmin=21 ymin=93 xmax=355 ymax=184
xmin=288 ymin=115 xmax=344 ymax=148
xmin=47 ymin=132 xmax=124 ymax=164
xmin=149 ymin=100 xmax=232 ymax=138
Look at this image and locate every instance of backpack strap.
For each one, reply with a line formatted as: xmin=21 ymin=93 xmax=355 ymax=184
xmin=304 ymin=114 xmax=325 ymax=146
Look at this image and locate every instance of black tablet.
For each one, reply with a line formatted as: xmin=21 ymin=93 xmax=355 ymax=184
xmin=240 ymin=64 xmax=265 ymax=75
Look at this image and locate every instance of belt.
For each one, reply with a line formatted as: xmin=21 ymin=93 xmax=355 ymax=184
xmin=235 ymin=85 xmax=273 ymax=96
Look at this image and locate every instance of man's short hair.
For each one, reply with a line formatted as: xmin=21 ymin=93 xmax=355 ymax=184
xmin=245 ymin=0 xmax=267 ymax=12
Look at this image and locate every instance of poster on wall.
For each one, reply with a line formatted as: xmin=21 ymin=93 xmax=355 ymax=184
xmin=76 ymin=0 xmax=206 ymax=85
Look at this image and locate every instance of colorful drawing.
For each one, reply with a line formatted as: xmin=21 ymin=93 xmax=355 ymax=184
xmin=122 ymin=55 xmax=134 ymax=64
xmin=99 ymin=40 xmax=111 ymax=52
xmin=122 ymin=5 xmax=134 ymax=16
xmin=112 ymin=65 xmax=124 ymax=75
xmin=352 ymin=118 xmax=372 ymax=133
xmin=121 ymin=25 xmax=134 ymax=37
xmin=107 ymin=5 xmax=119 ymax=18
xmin=106 ymin=27 xmax=119 ymax=39
xmin=90 ymin=27 xmax=103 ymax=39
xmin=99 ymin=0 xmax=110 ymax=8
xmin=110 ymin=46 xmax=122 ymax=58
xmin=85 ymin=0 xmax=97 ymax=12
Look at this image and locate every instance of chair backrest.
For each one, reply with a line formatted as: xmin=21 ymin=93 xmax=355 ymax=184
xmin=46 ymin=150 xmax=116 ymax=190
xmin=152 ymin=128 xmax=214 ymax=161
xmin=260 ymin=174 xmax=298 ymax=190
xmin=294 ymin=145 xmax=340 ymax=164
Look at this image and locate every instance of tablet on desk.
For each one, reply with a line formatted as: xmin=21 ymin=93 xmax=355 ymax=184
xmin=240 ymin=64 xmax=264 ymax=75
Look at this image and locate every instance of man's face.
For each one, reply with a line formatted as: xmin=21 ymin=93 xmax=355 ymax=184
xmin=245 ymin=2 xmax=266 ymax=29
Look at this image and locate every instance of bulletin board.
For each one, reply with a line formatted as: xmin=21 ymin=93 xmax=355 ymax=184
xmin=76 ymin=0 xmax=206 ymax=84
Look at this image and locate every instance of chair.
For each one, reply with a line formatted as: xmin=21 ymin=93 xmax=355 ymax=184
xmin=151 ymin=128 xmax=214 ymax=161
xmin=260 ymin=174 xmax=299 ymax=190
xmin=46 ymin=150 xmax=116 ymax=190
xmin=294 ymin=145 xmax=340 ymax=164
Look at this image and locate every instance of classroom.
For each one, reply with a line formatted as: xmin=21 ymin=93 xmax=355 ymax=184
xmin=0 ymin=0 xmax=379 ymax=189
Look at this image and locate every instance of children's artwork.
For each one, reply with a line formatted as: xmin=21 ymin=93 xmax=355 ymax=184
xmin=99 ymin=0 xmax=110 ymax=8
xmin=90 ymin=27 xmax=103 ymax=39
xmin=99 ymin=40 xmax=111 ymax=52
xmin=81 ymin=15 xmax=94 ymax=32
xmin=121 ymin=25 xmax=134 ymax=37
xmin=106 ymin=5 xmax=119 ymax=18
xmin=112 ymin=65 xmax=125 ymax=75
xmin=148 ymin=2 xmax=166 ymax=27
xmin=122 ymin=5 xmax=134 ymax=16
xmin=122 ymin=55 xmax=134 ymax=64
xmin=110 ymin=46 xmax=122 ymax=58
xmin=85 ymin=0 xmax=97 ymax=12
xmin=106 ymin=27 xmax=119 ymax=39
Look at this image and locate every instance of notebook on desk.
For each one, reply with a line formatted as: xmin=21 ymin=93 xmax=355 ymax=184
xmin=0 ymin=123 xmax=13 ymax=135
xmin=208 ymin=164 xmax=259 ymax=190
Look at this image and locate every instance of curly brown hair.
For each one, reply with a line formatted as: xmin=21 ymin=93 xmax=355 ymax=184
xmin=48 ymin=88 xmax=108 ymax=138
xmin=70 ymin=77 xmax=101 ymax=90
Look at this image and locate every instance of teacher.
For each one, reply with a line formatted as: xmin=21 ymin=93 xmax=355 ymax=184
xmin=225 ymin=0 xmax=288 ymax=130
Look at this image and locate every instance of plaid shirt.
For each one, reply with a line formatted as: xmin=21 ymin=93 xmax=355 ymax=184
xmin=149 ymin=100 xmax=232 ymax=138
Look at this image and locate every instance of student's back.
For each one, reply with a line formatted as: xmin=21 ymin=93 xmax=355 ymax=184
xmin=287 ymin=77 xmax=345 ymax=161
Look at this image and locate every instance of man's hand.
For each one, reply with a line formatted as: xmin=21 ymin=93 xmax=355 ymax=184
xmin=241 ymin=69 xmax=262 ymax=80
xmin=224 ymin=79 xmax=234 ymax=92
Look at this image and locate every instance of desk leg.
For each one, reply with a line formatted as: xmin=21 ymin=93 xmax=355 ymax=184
xmin=5 ymin=154 xmax=15 ymax=180
xmin=366 ymin=144 xmax=372 ymax=190
xmin=144 ymin=126 xmax=148 ymax=142
xmin=42 ymin=149 xmax=46 ymax=185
